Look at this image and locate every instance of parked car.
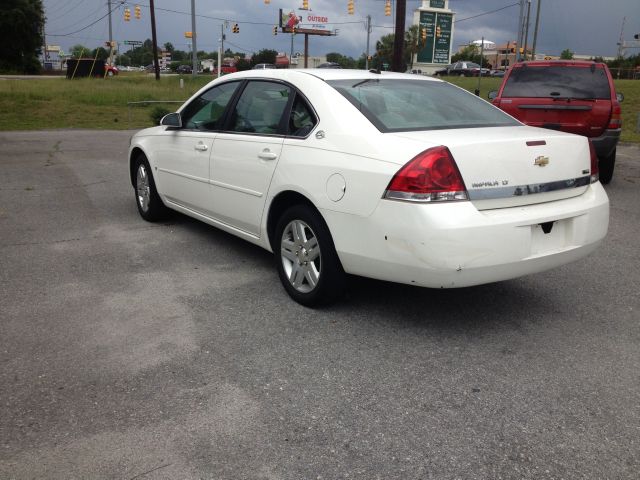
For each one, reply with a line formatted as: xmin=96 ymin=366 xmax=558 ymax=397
xmin=213 ymin=64 xmax=238 ymax=74
xmin=433 ymin=64 xmax=453 ymax=76
xmin=176 ymin=64 xmax=193 ymax=74
xmin=104 ymin=64 xmax=118 ymax=76
xmin=489 ymin=60 xmax=623 ymax=183
xmin=317 ymin=62 xmax=342 ymax=69
xmin=490 ymin=69 xmax=506 ymax=77
xmin=129 ymin=69 xmax=608 ymax=306
xmin=253 ymin=63 xmax=277 ymax=70
xmin=435 ymin=61 xmax=490 ymax=77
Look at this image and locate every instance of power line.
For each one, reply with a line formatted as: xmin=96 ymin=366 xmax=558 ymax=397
xmin=454 ymin=2 xmax=520 ymax=24
xmin=48 ymin=2 xmax=105 ymax=33
xmin=47 ymin=2 xmax=121 ymax=37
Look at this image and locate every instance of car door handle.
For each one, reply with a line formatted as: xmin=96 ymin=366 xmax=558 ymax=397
xmin=258 ymin=150 xmax=277 ymax=161
xmin=194 ymin=143 xmax=208 ymax=151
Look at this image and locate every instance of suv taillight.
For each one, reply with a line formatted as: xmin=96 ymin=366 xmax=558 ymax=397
xmin=589 ymin=139 xmax=599 ymax=183
xmin=608 ymin=102 xmax=622 ymax=129
xmin=384 ymin=146 xmax=468 ymax=202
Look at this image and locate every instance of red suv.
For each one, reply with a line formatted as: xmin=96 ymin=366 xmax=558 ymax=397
xmin=489 ymin=61 xmax=623 ymax=184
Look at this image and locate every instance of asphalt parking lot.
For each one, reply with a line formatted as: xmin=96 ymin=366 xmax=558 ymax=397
xmin=1 ymin=130 xmax=639 ymax=479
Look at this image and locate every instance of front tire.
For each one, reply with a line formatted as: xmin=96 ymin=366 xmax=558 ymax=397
xmin=598 ymin=148 xmax=616 ymax=185
xmin=133 ymin=155 xmax=168 ymax=221
xmin=274 ymin=204 xmax=346 ymax=307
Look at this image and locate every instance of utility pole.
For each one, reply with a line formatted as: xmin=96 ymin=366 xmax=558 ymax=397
xmin=365 ymin=15 xmax=371 ymax=70
xmin=617 ymin=17 xmax=626 ymax=58
xmin=391 ymin=0 xmax=406 ymax=72
xmin=516 ymin=0 xmax=525 ymax=61
xmin=107 ymin=0 xmax=114 ymax=66
xmin=531 ymin=0 xmax=541 ymax=60
xmin=218 ymin=24 xmax=224 ymax=79
xmin=523 ymin=0 xmax=531 ymax=60
xmin=149 ymin=0 xmax=160 ymax=80
xmin=190 ymin=0 xmax=197 ymax=77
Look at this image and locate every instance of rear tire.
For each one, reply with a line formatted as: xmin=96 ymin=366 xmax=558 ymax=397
xmin=133 ymin=155 xmax=168 ymax=221
xmin=598 ymin=148 xmax=616 ymax=185
xmin=274 ymin=204 xmax=346 ymax=307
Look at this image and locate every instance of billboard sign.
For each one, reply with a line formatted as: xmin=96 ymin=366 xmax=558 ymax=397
xmin=417 ymin=11 xmax=452 ymax=64
xmin=279 ymin=9 xmax=333 ymax=34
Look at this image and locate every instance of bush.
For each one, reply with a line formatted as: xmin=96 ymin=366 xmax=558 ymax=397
xmin=149 ymin=106 xmax=170 ymax=125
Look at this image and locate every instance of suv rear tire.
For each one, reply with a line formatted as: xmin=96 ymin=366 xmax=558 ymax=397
xmin=599 ymin=148 xmax=616 ymax=185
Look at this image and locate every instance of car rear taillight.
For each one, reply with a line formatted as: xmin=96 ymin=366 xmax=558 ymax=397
xmin=589 ymin=139 xmax=599 ymax=183
xmin=384 ymin=146 xmax=468 ymax=202
xmin=607 ymin=103 xmax=622 ymax=129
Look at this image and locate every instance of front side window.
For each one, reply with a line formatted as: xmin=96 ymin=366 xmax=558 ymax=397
xmin=181 ymin=81 xmax=239 ymax=130
xmin=502 ymin=66 xmax=610 ymax=99
xmin=328 ymin=79 xmax=519 ymax=132
xmin=228 ymin=81 xmax=291 ymax=135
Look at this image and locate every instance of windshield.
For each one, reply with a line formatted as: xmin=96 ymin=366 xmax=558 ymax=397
xmin=327 ymin=79 xmax=519 ymax=132
xmin=502 ymin=65 xmax=611 ymax=99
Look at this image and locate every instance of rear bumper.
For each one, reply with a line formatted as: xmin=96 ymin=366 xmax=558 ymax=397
xmin=591 ymin=128 xmax=621 ymax=158
xmin=323 ymin=183 xmax=609 ymax=288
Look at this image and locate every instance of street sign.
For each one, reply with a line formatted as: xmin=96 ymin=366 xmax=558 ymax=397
xmin=123 ymin=40 xmax=143 ymax=46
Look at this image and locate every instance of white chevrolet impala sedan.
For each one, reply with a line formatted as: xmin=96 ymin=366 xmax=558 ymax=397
xmin=128 ymin=69 xmax=609 ymax=306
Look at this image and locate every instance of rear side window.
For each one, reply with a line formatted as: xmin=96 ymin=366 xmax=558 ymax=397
xmin=328 ymin=79 xmax=518 ymax=132
xmin=502 ymin=66 xmax=610 ymax=99
xmin=228 ymin=81 xmax=291 ymax=135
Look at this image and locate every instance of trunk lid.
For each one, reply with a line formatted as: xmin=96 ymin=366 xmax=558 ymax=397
xmin=388 ymin=126 xmax=592 ymax=210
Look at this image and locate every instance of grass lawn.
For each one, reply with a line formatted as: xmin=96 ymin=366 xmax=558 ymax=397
xmin=0 ymin=72 xmax=638 ymax=143
xmin=0 ymin=73 xmax=211 ymax=131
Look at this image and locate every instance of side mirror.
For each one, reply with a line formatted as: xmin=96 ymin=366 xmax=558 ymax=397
xmin=616 ymin=92 xmax=624 ymax=103
xmin=488 ymin=90 xmax=498 ymax=100
xmin=160 ymin=112 xmax=182 ymax=127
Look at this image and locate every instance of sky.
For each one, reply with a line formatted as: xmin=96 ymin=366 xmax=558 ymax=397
xmin=42 ymin=0 xmax=640 ymax=60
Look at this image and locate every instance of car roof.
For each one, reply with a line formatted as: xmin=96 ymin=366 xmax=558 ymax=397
xmin=217 ymin=68 xmax=440 ymax=83
xmin=514 ymin=60 xmax=605 ymax=68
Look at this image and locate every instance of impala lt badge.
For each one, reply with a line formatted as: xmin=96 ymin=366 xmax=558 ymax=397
xmin=534 ymin=155 xmax=550 ymax=167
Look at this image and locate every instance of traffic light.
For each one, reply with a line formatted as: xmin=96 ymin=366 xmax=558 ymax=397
xmin=232 ymin=23 xmax=239 ymax=33
xmin=273 ymin=25 xmax=278 ymax=35
xmin=134 ymin=5 xmax=141 ymax=20
xmin=421 ymin=27 xmax=426 ymax=42
xmin=347 ymin=0 xmax=354 ymax=15
xmin=124 ymin=7 xmax=130 ymax=21
xmin=303 ymin=0 xmax=309 ymax=9
xmin=384 ymin=0 xmax=391 ymax=16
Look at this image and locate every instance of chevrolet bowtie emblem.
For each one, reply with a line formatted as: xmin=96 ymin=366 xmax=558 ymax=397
xmin=534 ymin=155 xmax=549 ymax=167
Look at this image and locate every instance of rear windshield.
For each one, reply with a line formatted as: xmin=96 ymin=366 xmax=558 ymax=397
xmin=327 ymin=79 xmax=519 ymax=132
xmin=502 ymin=65 xmax=610 ymax=99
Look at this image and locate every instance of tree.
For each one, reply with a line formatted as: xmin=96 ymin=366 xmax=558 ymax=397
xmin=405 ymin=25 xmax=420 ymax=70
xmin=326 ymin=52 xmax=356 ymax=68
xmin=560 ymin=49 xmax=573 ymax=60
xmin=70 ymin=44 xmax=89 ymax=58
xmin=251 ymin=49 xmax=277 ymax=66
xmin=90 ymin=47 xmax=109 ymax=61
xmin=236 ymin=58 xmax=251 ymax=71
xmin=0 ymin=0 xmax=45 ymax=73
xmin=375 ymin=33 xmax=395 ymax=69
xmin=163 ymin=42 xmax=174 ymax=53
